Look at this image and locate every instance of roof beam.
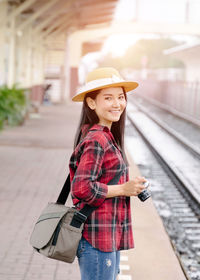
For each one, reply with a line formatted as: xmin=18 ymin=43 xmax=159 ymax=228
xmin=36 ymin=20 xmax=75 ymax=43
xmin=7 ymin=0 xmax=37 ymax=19
xmin=78 ymin=0 xmax=117 ymax=7
xmin=33 ymin=0 xmax=73 ymax=34
xmin=80 ymin=11 xmax=113 ymax=21
xmin=32 ymin=12 xmax=61 ymax=35
xmin=17 ymin=0 xmax=61 ymax=31
xmin=35 ymin=13 xmax=74 ymax=41
xmin=80 ymin=8 xmax=115 ymax=20
xmin=78 ymin=1 xmax=117 ymax=12
xmin=42 ymin=14 xmax=73 ymax=38
xmin=0 ymin=0 xmax=37 ymax=25
xmin=49 ymin=19 xmax=76 ymax=38
xmin=80 ymin=17 xmax=113 ymax=27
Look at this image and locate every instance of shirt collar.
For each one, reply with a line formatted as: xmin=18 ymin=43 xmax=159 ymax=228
xmin=89 ymin=124 xmax=110 ymax=133
xmin=81 ymin=123 xmax=110 ymax=135
xmin=89 ymin=124 xmax=118 ymax=148
xmin=81 ymin=123 xmax=121 ymax=152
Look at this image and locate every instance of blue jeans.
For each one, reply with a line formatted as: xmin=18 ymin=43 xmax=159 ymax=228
xmin=77 ymin=238 xmax=120 ymax=280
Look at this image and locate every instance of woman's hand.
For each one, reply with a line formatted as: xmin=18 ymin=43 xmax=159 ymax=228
xmin=106 ymin=176 xmax=147 ymax=198
xmin=122 ymin=176 xmax=147 ymax=197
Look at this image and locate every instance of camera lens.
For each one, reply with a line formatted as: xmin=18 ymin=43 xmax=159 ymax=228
xmin=138 ymin=181 xmax=151 ymax=202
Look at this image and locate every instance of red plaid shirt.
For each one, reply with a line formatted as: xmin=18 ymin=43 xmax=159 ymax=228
xmin=69 ymin=124 xmax=134 ymax=252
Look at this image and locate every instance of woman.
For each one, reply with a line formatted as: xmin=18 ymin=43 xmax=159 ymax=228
xmin=69 ymin=67 xmax=147 ymax=280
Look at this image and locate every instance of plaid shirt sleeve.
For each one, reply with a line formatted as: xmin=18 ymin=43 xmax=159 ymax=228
xmin=71 ymin=139 xmax=108 ymax=207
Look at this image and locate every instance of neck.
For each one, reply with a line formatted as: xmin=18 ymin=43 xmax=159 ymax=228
xmin=98 ymin=122 xmax=112 ymax=130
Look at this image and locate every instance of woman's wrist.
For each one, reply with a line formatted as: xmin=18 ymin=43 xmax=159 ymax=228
xmin=119 ymin=183 xmax=125 ymax=196
xmin=106 ymin=184 xmax=125 ymax=198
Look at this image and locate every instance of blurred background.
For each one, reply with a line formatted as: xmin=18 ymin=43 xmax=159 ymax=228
xmin=0 ymin=0 xmax=200 ymax=123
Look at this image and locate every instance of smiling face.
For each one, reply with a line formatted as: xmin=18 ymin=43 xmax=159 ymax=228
xmin=86 ymin=87 xmax=127 ymax=129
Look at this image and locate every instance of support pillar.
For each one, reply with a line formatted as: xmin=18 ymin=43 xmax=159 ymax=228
xmin=32 ymin=43 xmax=38 ymax=85
xmin=33 ymin=40 xmax=45 ymax=85
xmin=7 ymin=17 xmax=16 ymax=87
xmin=62 ymin=36 xmax=70 ymax=102
xmin=63 ymin=34 xmax=82 ymax=102
xmin=0 ymin=1 xmax=8 ymax=85
xmin=70 ymin=67 xmax=79 ymax=99
xmin=25 ymin=27 xmax=33 ymax=87
xmin=38 ymin=43 xmax=45 ymax=85
xmin=17 ymin=32 xmax=26 ymax=85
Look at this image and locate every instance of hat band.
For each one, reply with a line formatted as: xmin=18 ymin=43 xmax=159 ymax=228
xmin=77 ymin=75 xmax=125 ymax=94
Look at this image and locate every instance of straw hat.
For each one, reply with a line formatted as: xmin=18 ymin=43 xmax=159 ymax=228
xmin=72 ymin=67 xmax=139 ymax=102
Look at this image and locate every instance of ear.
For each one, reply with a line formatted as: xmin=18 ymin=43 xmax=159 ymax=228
xmin=86 ymin=97 xmax=96 ymax=110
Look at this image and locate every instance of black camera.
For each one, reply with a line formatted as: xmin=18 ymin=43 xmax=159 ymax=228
xmin=138 ymin=181 xmax=151 ymax=202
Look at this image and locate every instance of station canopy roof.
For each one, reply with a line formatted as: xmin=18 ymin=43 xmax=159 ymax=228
xmin=8 ymin=0 xmax=119 ymax=34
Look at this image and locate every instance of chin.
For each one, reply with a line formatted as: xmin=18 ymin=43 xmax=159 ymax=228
xmin=110 ymin=119 xmax=120 ymax=123
xmin=112 ymin=115 xmax=120 ymax=121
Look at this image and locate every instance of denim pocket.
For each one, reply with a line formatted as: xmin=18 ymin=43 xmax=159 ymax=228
xmin=76 ymin=237 xmax=86 ymax=258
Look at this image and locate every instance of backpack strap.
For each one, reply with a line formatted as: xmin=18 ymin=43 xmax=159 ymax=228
xmin=56 ymin=170 xmax=125 ymax=228
xmin=56 ymin=174 xmax=71 ymax=205
xmin=70 ymin=170 xmax=124 ymax=228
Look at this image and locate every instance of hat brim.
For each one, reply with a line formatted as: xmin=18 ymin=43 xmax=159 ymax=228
xmin=72 ymin=81 xmax=139 ymax=102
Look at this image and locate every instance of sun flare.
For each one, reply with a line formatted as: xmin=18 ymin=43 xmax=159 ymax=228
xmin=102 ymin=34 xmax=138 ymax=57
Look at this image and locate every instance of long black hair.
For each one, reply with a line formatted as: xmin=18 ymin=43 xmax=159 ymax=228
xmin=73 ymin=87 xmax=129 ymax=165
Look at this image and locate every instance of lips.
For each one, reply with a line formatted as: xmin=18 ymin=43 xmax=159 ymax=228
xmin=109 ymin=110 xmax=120 ymax=113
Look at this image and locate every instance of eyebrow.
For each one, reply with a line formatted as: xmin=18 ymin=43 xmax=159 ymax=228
xmin=103 ymin=93 xmax=124 ymax=96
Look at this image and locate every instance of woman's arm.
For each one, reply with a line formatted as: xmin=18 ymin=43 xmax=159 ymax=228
xmin=71 ymin=138 xmax=147 ymax=203
xmin=71 ymin=139 xmax=108 ymax=207
xmin=106 ymin=177 xmax=146 ymax=198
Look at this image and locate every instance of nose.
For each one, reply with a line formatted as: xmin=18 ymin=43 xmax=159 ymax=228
xmin=112 ymin=98 xmax=120 ymax=107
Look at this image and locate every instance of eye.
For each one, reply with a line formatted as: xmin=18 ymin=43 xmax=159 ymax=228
xmin=119 ymin=95 xmax=125 ymax=100
xmin=105 ymin=97 xmax=112 ymax=100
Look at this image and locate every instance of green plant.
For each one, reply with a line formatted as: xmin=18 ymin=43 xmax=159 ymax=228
xmin=0 ymin=84 xmax=27 ymax=130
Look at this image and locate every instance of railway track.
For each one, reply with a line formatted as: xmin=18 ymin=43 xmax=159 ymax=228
xmin=131 ymin=93 xmax=200 ymax=129
xmin=129 ymin=94 xmax=200 ymax=149
xmin=126 ymin=101 xmax=200 ymax=280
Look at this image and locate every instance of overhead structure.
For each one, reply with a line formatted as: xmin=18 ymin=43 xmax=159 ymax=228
xmin=1 ymin=0 xmax=200 ymax=102
xmin=0 ymin=0 xmax=118 ymax=101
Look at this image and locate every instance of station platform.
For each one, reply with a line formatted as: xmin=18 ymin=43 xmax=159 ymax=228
xmin=0 ymin=102 xmax=187 ymax=280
